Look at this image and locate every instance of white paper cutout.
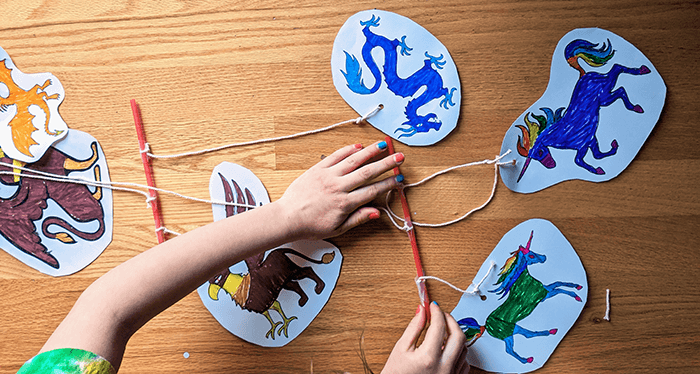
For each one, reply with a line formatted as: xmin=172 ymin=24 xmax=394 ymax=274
xmin=0 ymin=130 xmax=113 ymax=276
xmin=451 ymin=219 xmax=587 ymax=373
xmin=0 ymin=46 xmax=68 ymax=163
xmin=499 ymin=28 xmax=666 ymax=193
xmin=198 ymin=162 xmax=343 ymax=347
xmin=331 ymin=10 xmax=461 ymax=146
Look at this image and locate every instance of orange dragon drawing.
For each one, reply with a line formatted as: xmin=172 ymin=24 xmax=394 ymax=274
xmin=0 ymin=59 xmax=63 ymax=158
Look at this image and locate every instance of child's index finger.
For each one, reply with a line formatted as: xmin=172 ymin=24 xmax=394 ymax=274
xmin=333 ymin=140 xmax=389 ymax=175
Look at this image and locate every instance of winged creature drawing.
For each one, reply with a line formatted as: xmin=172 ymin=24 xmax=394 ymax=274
xmin=207 ymin=173 xmax=335 ymax=339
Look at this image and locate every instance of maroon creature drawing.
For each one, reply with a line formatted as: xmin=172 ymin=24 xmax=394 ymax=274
xmin=0 ymin=142 xmax=105 ymax=268
xmin=207 ymin=173 xmax=335 ymax=339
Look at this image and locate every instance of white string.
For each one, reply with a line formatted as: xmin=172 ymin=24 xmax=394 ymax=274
xmin=603 ymin=289 xmax=611 ymax=321
xmin=415 ymin=261 xmax=497 ymax=297
xmin=383 ymin=150 xmax=515 ymax=230
xmin=0 ymin=161 xmax=257 ymax=209
xmin=145 ymin=105 xmax=383 ymax=159
xmin=140 ymin=142 xmax=150 ymax=154
xmin=156 ymin=226 xmax=182 ymax=236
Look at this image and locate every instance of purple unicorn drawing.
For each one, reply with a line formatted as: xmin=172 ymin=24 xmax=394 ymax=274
xmin=516 ymin=39 xmax=651 ymax=182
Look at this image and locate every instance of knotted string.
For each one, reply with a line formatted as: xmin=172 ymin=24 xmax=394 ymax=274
xmin=381 ymin=150 xmax=515 ymax=231
xmin=416 ymin=260 xmax=497 ymax=298
xmin=145 ymin=105 xmax=383 ymax=159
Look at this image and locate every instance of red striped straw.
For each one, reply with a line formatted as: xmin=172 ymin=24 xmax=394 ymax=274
xmin=131 ymin=99 xmax=165 ymax=244
xmin=385 ymin=136 xmax=431 ymax=320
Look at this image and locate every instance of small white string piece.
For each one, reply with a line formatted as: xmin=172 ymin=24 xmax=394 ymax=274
xmin=145 ymin=105 xmax=383 ymax=159
xmin=603 ymin=289 xmax=611 ymax=321
xmin=415 ymin=260 xmax=497 ymax=298
xmin=383 ymin=150 xmax=515 ymax=231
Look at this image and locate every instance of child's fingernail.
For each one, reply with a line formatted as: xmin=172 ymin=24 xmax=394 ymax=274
xmin=432 ymin=300 xmax=439 ymax=306
xmin=395 ymin=174 xmax=404 ymax=183
xmin=354 ymin=143 xmax=363 ymax=149
xmin=377 ymin=141 xmax=387 ymax=150
xmin=369 ymin=212 xmax=380 ymax=220
xmin=394 ymin=153 xmax=404 ymax=164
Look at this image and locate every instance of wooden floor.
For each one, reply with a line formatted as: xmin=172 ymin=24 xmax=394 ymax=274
xmin=1 ymin=1 xmax=699 ymax=373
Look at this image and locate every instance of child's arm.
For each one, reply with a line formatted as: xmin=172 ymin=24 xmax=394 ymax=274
xmin=39 ymin=141 xmax=403 ymax=371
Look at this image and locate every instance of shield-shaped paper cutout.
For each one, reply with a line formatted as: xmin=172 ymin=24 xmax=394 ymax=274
xmin=331 ymin=10 xmax=461 ymax=146
xmin=499 ymin=28 xmax=666 ymax=193
xmin=451 ymin=219 xmax=587 ymax=373
xmin=198 ymin=162 xmax=343 ymax=347
xmin=0 ymin=129 xmax=113 ymax=276
xmin=0 ymin=46 xmax=68 ymax=163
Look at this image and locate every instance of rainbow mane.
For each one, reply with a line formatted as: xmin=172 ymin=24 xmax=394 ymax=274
xmin=491 ymin=250 xmax=523 ymax=299
xmin=565 ymin=39 xmax=615 ymax=68
xmin=491 ymin=231 xmax=535 ymax=299
xmin=516 ymin=107 xmax=565 ymax=156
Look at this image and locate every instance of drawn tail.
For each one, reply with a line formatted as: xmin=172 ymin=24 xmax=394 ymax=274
xmin=279 ymin=248 xmax=335 ymax=265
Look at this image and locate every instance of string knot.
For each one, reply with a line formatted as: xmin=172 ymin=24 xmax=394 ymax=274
xmin=145 ymin=195 xmax=156 ymax=208
xmin=140 ymin=142 xmax=151 ymax=154
xmin=488 ymin=149 xmax=513 ymax=166
xmin=355 ymin=104 xmax=383 ymax=124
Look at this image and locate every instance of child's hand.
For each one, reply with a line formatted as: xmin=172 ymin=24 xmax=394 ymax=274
xmin=382 ymin=302 xmax=469 ymax=374
xmin=278 ymin=141 xmax=403 ymax=240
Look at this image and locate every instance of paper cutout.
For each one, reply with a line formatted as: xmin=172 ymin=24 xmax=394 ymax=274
xmin=197 ymin=162 xmax=343 ymax=347
xmin=451 ymin=219 xmax=587 ymax=373
xmin=0 ymin=46 xmax=68 ymax=163
xmin=331 ymin=10 xmax=461 ymax=146
xmin=499 ymin=28 xmax=666 ymax=193
xmin=0 ymin=130 xmax=113 ymax=276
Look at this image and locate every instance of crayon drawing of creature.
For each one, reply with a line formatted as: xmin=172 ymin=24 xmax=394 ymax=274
xmin=457 ymin=231 xmax=582 ymax=364
xmin=207 ymin=174 xmax=335 ymax=339
xmin=516 ymin=39 xmax=652 ymax=182
xmin=0 ymin=60 xmax=63 ymax=158
xmin=0 ymin=143 xmax=105 ymax=268
xmin=341 ymin=14 xmax=457 ymax=138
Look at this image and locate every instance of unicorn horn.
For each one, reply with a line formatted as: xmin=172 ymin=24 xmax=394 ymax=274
xmin=516 ymin=157 xmax=532 ymax=183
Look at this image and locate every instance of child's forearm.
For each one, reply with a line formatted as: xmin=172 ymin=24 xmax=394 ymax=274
xmin=41 ymin=201 xmax=294 ymax=369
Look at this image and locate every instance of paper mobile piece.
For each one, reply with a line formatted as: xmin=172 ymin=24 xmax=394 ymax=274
xmin=198 ymin=162 xmax=343 ymax=347
xmin=0 ymin=47 xmax=68 ymax=163
xmin=331 ymin=10 xmax=461 ymax=146
xmin=451 ymin=219 xmax=587 ymax=373
xmin=0 ymin=130 xmax=113 ymax=276
xmin=499 ymin=28 xmax=666 ymax=193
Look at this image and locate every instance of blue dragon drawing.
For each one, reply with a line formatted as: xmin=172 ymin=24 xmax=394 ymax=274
xmin=341 ymin=14 xmax=457 ymax=138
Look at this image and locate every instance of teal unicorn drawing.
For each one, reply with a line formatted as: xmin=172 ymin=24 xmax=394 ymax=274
xmin=457 ymin=231 xmax=583 ymax=364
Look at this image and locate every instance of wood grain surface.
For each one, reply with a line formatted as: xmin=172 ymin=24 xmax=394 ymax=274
xmin=1 ymin=1 xmax=698 ymax=373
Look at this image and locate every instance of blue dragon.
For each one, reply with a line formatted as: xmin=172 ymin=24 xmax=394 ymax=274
xmin=341 ymin=15 xmax=457 ymax=138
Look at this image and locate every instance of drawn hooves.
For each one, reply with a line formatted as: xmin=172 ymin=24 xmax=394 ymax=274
xmin=549 ymin=329 xmax=558 ymax=335
xmin=595 ymin=167 xmax=605 ymax=175
xmin=576 ymin=285 xmax=583 ymax=290
xmin=639 ymin=65 xmax=651 ymax=74
xmin=527 ymin=357 xmax=534 ymax=364
xmin=575 ymin=296 xmax=582 ymax=302
xmin=611 ymin=140 xmax=619 ymax=149
xmin=632 ymin=105 xmax=644 ymax=113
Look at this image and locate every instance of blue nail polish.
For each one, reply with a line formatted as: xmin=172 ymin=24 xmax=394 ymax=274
xmin=432 ymin=300 xmax=439 ymax=306
xmin=396 ymin=174 xmax=404 ymax=183
xmin=377 ymin=141 xmax=387 ymax=150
